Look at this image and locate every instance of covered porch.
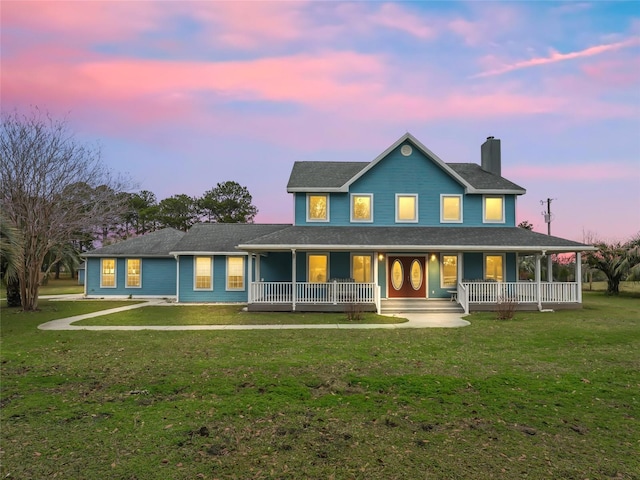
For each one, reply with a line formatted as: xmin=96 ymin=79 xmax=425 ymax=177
xmin=239 ymin=226 xmax=594 ymax=314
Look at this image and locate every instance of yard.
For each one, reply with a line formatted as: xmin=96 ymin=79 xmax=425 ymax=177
xmin=1 ymin=283 xmax=639 ymax=479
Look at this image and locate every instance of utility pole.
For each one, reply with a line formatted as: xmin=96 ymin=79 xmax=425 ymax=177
xmin=540 ymin=198 xmax=555 ymax=236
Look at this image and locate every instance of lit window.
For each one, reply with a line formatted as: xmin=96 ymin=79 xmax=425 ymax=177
xmin=126 ymin=259 xmax=141 ymax=288
xmin=351 ymin=194 xmax=373 ymax=222
xmin=352 ymin=255 xmax=372 ymax=282
xmin=485 ymin=255 xmax=504 ymax=282
xmin=484 ymin=196 xmax=504 ymax=223
xmin=194 ymin=256 xmax=212 ymax=290
xmin=308 ymin=194 xmax=328 ymax=221
xmin=396 ymin=194 xmax=418 ymax=222
xmin=442 ymin=255 xmax=457 ymax=287
xmin=226 ymin=257 xmax=245 ymax=290
xmin=308 ymin=254 xmax=328 ymax=283
xmin=101 ymin=258 xmax=116 ymax=288
xmin=441 ymin=195 xmax=462 ymax=223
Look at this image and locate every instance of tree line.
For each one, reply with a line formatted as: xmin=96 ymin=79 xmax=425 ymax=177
xmin=1 ymin=109 xmax=257 ymax=311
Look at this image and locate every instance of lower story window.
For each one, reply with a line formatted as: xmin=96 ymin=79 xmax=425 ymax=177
xmin=442 ymin=255 xmax=457 ymax=287
xmin=101 ymin=258 xmax=116 ymax=287
xmin=227 ymin=256 xmax=245 ymax=290
xmin=485 ymin=255 xmax=504 ymax=282
xmin=308 ymin=254 xmax=328 ymax=283
xmin=126 ymin=258 xmax=141 ymax=288
xmin=352 ymin=255 xmax=372 ymax=282
xmin=195 ymin=256 xmax=212 ymax=290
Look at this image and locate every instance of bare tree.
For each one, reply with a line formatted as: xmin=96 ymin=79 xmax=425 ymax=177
xmin=0 ymin=108 xmax=131 ymax=310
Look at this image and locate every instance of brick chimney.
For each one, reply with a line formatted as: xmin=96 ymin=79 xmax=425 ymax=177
xmin=481 ymin=136 xmax=501 ymax=176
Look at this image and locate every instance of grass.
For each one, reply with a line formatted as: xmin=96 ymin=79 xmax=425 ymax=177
xmin=74 ymin=304 xmax=404 ymax=326
xmin=1 ymin=288 xmax=639 ymax=479
xmin=39 ymin=277 xmax=84 ymax=296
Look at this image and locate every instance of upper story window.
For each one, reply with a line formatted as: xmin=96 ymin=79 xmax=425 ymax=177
xmin=352 ymin=254 xmax=372 ymax=282
xmin=307 ymin=194 xmax=329 ymax=222
xmin=194 ymin=256 xmax=213 ymax=290
xmin=441 ymin=195 xmax=462 ymax=223
xmin=226 ymin=256 xmax=245 ymax=290
xmin=483 ymin=195 xmax=504 ymax=223
xmin=351 ymin=194 xmax=373 ymax=222
xmin=101 ymin=258 xmax=116 ymax=288
xmin=126 ymin=258 xmax=141 ymax=288
xmin=396 ymin=194 xmax=418 ymax=223
xmin=308 ymin=254 xmax=328 ymax=283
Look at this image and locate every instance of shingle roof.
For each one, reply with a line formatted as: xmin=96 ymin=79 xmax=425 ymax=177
xmin=238 ymin=226 xmax=592 ymax=253
xmin=447 ymin=163 xmax=525 ymax=192
xmin=171 ymin=223 xmax=291 ymax=253
xmin=84 ymin=228 xmax=185 ymax=257
xmin=287 ymin=161 xmax=367 ymax=190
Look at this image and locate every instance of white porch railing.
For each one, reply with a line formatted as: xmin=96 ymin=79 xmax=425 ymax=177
xmin=462 ymin=281 xmax=578 ymax=306
xmin=250 ymin=281 xmax=377 ymax=305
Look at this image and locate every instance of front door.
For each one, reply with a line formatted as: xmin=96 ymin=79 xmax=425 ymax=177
xmin=388 ymin=256 xmax=426 ymax=298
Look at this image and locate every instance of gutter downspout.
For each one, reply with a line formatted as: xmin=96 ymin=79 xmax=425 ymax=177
xmin=536 ymin=252 xmax=542 ymax=311
xmin=173 ymin=254 xmax=180 ymax=303
xmin=291 ymin=249 xmax=296 ymax=312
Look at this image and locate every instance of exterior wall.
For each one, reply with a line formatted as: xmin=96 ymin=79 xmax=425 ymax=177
xmin=85 ymin=257 xmax=176 ymax=297
xmin=177 ymin=255 xmax=249 ymax=303
xmin=293 ymin=144 xmax=517 ymax=227
xmin=259 ymin=252 xmax=292 ymax=281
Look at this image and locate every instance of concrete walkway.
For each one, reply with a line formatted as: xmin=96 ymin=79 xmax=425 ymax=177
xmin=37 ymin=297 xmax=470 ymax=331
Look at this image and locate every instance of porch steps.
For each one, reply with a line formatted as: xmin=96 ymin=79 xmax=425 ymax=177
xmin=380 ymin=299 xmax=464 ymax=314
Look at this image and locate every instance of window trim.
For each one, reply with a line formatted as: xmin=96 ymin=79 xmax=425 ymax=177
xmin=395 ymin=194 xmax=419 ymax=223
xmin=126 ymin=258 xmax=142 ymax=288
xmin=351 ymin=253 xmax=373 ymax=283
xmin=484 ymin=254 xmax=505 ymax=282
xmin=226 ymin=256 xmax=245 ymax=291
xmin=350 ymin=193 xmax=374 ymax=223
xmin=194 ymin=256 xmax=213 ymax=291
xmin=440 ymin=194 xmax=463 ymax=223
xmin=483 ymin=195 xmax=505 ymax=224
xmin=100 ymin=258 xmax=116 ymax=289
xmin=440 ymin=254 xmax=458 ymax=288
xmin=306 ymin=193 xmax=330 ymax=222
xmin=307 ymin=253 xmax=329 ymax=283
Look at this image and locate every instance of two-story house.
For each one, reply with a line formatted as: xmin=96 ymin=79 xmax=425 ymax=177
xmin=83 ymin=133 xmax=593 ymax=314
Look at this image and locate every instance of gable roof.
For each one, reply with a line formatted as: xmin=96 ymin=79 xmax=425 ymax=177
xmin=170 ymin=223 xmax=291 ymax=254
xmin=286 ymin=132 xmax=525 ymax=194
xmin=238 ymin=226 xmax=593 ymax=253
xmin=83 ymin=228 xmax=185 ymax=257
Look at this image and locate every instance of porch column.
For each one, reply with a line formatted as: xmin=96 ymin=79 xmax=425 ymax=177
xmin=547 ymin=255 xmax=553 ymax=282
xmin=576 ymin=252 xmax=582 ymax=303
xmin=247 ymin=254 xmax=253 ymax=303
xmin=457 ymin=253 xmax=463 ymax=285
xmin=536 ymin=254 xmax=542 ymax=310
xmin=291 ymin=249 xmax=297 ymax=312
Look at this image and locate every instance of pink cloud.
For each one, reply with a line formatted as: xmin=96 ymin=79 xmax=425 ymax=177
xmin=474 ymin=37 xmax=640 ymax=78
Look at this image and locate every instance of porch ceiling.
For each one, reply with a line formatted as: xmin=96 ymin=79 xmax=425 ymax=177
xmin=239 ymin=226 xmax=594 ymax=253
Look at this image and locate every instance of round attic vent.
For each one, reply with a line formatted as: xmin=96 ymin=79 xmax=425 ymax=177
xmin=400 ymin=144 xmax=412 ymax=156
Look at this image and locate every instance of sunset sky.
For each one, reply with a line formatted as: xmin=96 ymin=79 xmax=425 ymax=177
xmin=2 ymin=1 xmax=639 ymax=242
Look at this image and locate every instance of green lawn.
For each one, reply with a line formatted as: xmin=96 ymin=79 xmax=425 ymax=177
xmin=1 ymin=290 xmax=639 ymax=479
xmin=74 ymin=303 xmax=404 ymax=326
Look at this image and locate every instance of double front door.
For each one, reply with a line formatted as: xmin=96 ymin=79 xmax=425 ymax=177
xmin=388 ymin=256 xmax=426 ymax=298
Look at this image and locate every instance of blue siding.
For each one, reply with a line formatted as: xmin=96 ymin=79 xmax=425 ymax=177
xmin=260 ymin=252 xmax=292 ymax=281
xmin=463 ymin=253 xmax=484 ymax=281
xmin=293 ymin=144 xmax=517 ymax=227
xmin=178 ymin=255 xmax=249 ymax=303
xmin=85 ymin=257 xmax=176 ymax=296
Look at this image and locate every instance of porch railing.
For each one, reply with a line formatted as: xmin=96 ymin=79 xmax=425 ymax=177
xmin=462 ymin=281 xmax=578 ymax=305
xmin=250 ymin=281 xmax=377 ymax=305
